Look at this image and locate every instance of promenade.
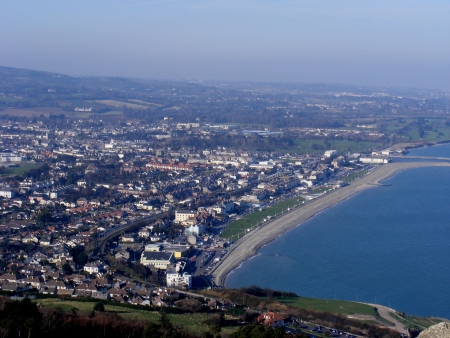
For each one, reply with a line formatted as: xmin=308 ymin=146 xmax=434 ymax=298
xmin=211 ymin=161 xmax=450 ymax=288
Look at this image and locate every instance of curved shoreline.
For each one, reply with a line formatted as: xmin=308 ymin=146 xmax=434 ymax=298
xmin=211 ymin=161 xmax=450 ymax=288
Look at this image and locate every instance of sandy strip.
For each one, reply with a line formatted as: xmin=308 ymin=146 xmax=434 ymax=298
xmin=211 ymin=161 xmax=450 ymax=288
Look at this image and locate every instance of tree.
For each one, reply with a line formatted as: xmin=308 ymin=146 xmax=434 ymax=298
xmin=69 ymin=245 xmax=84 ymax=262
xmin=0 ymin=298 xmax=42 ymax=338
xmin=62 ymin=263 xmax=73 ymax=275
xmin=36 ymin=208 xmax=52 ymax=226
xmin=77 ymin=252 xmax=88 ymax=265
xmin=143 ymin=322 xmax=160 ymax=338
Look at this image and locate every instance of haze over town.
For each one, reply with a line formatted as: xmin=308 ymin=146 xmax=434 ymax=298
xmin=1 ymin=0 xmax=450 ymax=88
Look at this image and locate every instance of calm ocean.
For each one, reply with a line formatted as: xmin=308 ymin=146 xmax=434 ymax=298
xmin=226 ymin=144 xmax=450 ymax=319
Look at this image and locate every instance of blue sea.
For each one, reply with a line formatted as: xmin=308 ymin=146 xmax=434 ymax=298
xmin=226 ymin=144 xmax=450 ymax=318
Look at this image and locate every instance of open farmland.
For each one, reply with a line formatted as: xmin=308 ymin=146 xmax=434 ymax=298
xmin=91 ymin=100 xmax=157 ymax=109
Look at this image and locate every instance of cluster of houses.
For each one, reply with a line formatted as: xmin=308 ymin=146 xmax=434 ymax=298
xmin=0 ymin=116 xmax=400 ymax=300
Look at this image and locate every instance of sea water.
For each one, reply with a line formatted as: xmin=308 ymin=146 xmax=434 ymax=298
xmin=226 ymin=144 xmax=450 ymax=318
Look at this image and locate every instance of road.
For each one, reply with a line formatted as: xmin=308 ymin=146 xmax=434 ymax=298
xmin=365 ymin=303 xmax=409 ymax=335
xmin=98 ymin=212 xmax=169 ymax=254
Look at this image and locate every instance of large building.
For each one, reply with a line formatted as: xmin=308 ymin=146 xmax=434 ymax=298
xmin=0 ymin=153 xmax=22 ymax=163
xmin=166 ymin=262 xmax=191 ymax=289
xmin=0 ymin=188 xmax=15 ymax=199
xmin=184 ymin=224 xmax=205 ymax=237
xmin=359 ymin=157 xmax=389 ymax=164
xmin=140 ymin=251 xmax=175 ymax=270
xmin=175 ymin=210 xmax=197 ymax=224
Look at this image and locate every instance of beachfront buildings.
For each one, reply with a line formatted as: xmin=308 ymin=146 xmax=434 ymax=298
xmin=359 ymin=157 xmax=389 ymax=164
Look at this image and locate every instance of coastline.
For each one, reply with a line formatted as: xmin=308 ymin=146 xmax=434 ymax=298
xmin=211 ymin=161 xmax=450 ymax=288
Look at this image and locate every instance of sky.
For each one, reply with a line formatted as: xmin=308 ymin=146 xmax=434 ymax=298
xmin=1 ymin=0 xmax=450 ymax=88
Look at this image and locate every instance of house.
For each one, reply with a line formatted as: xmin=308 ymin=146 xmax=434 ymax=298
xmin=39 ymin=285 xmax=57 ymax=294
xmin=107 ymin=288 xmax=128 ymax=297
xmin=22 ymin=276 xmax=43 ymax=288
xmin=257 ymin=312 xmax=285 ymax=327
xmin=22 ymin=235 xmax=39 ymax=244
xmin=42 ymin=280 xmax=67 ymax=290
xmin=138 ymin=229 xmax=151 ymax=238
xmin=40 ymin=236 xmax=52 ymax=246
xmin=89 ymin=199 xmax=101 ymax=207
xmin=1 ymin=282 xmax=29 ymax=292
xmin=120 ymin=233 xmax=137 ymax=243
xmin=208 ymin=298 xmax=235 ymax=311
xmin=84 ymin=262 xmax=102 ymax=274
xmin=57 ymin=289 xmax=74 ymax=297
xmin=91 ymin=291 xmax=108 ymax=300
xmin=74 ymin=283 xmax=98 ymax=296
xmin=76 ymin=198 xmax=88 ymax=206
xmin=0 ymin=273 xmax=19 ymax=283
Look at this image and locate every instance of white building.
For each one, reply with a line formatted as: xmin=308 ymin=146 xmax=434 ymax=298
xmin=84 ymin=262 xmax=104 ymax=274
xmin=166 ymin=262 xmax=192 ymax=289
xmin=359 ymin=157 xmax=389 ymax=164
xmin=324 ymin=150 xmax=337 ymax=158
xmin=0 ymin=188 xmax=15 ymax=198
xmin=184 ymin=224 xmax=205 ymax=237
xmin=0 ymin=153 xmax=22 ymax=163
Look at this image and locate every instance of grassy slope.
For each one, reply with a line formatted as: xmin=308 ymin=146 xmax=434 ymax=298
xmin=277 ymin=296 xmax=378 ymax=317
xmin=35 ymin=298 xmax=237 ymax=336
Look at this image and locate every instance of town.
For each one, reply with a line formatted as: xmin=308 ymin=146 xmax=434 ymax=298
xmin=0 ymin=66 xmax=448 ymax=337
xmin=0 ymin=112 xmax=397 ymax=296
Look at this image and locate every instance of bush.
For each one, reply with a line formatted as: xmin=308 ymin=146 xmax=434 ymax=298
xmin=93 ymin=301 xmax=105 ymax=312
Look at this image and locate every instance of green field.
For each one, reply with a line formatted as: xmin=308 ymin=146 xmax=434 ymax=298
xmin=128 ymin=99 xmax=162 ymax=107
xmin=310 ymin=186 xmax=332 ymax=194
xmin=389 ymin=311 xmax=444 ymax=330
xmin=103 ymin=110 xmax=123 ymax=116
xmin=221 ymin=196 xmax=305 ymax=240
xmin=277 ymin=297 xmax=384 ymax=319
xmin=0 ymin=164 xmax=41 ymax=176
xmin=293 ymin=139 xmax=382 ymax=154
xmin=90 ymin=100 xmax=151 ymax=109
xmin=340 ymin=169 xmax=369 ymax=183
xmin=35 ymin=298 xmax=236 ymax=336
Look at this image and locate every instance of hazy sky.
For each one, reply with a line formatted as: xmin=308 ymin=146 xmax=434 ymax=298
xmin=1 ymin=0 xmax=449 ymax=88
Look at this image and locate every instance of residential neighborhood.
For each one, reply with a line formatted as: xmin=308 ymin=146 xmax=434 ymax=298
xmin=0 ymin=115 xmax=398 ymax=304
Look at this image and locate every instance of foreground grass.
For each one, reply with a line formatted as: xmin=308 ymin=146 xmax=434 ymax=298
xmin=35 ymin=299 xmax=236 ymax=336
xmin=221 ymin=196 xmax=305 ymax=240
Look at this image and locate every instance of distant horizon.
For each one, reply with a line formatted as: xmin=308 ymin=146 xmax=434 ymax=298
xmin=1 ymin=64 xmax=447 ymax=92
xmin=1 ymin=1 xmax=449 ymax=90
